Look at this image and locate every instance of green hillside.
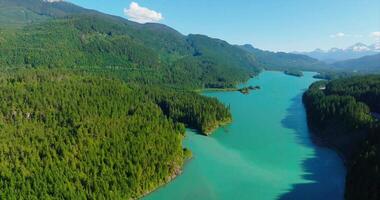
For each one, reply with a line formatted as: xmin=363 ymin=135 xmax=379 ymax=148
xmin=0 ymin=14 xmax=260 ymax=88
xmin=0 ymin=0 xmax=346 ymax=198
xmin=239 ymin=44 xmax=330 ymax=72
xmin=0 ymin=0 xmax=97 ymax=27
xmin=0 ymin=0 xmax=331 ymax=89
xmin=332 ymin=53 xmax=380 ymax=73
xmin=0 ymin=6 xmax=49 ymax=27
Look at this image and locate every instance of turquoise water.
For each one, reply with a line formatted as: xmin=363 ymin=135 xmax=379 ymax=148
xmin=145 ymin=71 xmax=345 ymax=200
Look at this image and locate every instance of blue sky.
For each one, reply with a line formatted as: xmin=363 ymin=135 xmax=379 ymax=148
xmin=68 ymin=0 xmax=380 ymax=52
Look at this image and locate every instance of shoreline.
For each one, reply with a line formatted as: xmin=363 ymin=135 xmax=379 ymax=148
xmin=144 ymin=71 xmax=334 ymax=199
xmin=137 ymin=167 xmax=182 ymax=200
xmin=140 ymin=117 xmax=232 ymax=198
xmin=197 ymin=86 xmax=261 ymax=95
xmin=308 ymin=130 xmax=349 ymax=166
xmin=203 ymin=118 xmax=233 ymax=136
xmin=138 ymin=155 xmax=194 ymax=200
xmin=195 ymin=88 xmax=240 ymax=93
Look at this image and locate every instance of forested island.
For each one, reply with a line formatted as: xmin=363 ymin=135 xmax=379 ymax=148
xmin=238 ymin=86 xmax=261 ymax=94
xmin=303 ymin=76 xmax=380 ymax=200
xmin=200 ymin=85 xmax=261 ymax=95
xmin=284 ymin=70 xmax=304 ymax=77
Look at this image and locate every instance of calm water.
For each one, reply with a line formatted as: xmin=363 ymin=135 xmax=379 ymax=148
xmin=145 ymin=71 xmax=346 ymax=200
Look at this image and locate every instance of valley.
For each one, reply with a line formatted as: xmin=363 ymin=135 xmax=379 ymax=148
xmin=0 ymin=0 xmax=378 ymax=199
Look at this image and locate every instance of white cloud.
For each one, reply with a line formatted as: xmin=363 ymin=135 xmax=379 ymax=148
xmin=330 ymin=32 xmax=345 ymax=38
xmin=124 ymin=2 xmax=163 ymax=24
xmin=370 ymin=31 xmax=380 ymax=40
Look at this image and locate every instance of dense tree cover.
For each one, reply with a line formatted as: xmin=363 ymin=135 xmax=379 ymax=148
xmin=239 ymin=44 xmax=330 ymax=72
xmin=332 ymin=53 xmax=380 ymax=73
xmin=303 ymin=76 xmax=380 ymax=200
xmin=0 ymin=1 xmax=240 ymax=197
xmin=346 ymin=125 xmax=380 ymax=200
xmin=0 ymin=5 xmax=260 ymax=89
xmin=0 ymin=69 xmax=231 ymax=198
xmin=0 ymin=6 xmax=48 ymax=28
xmin=313 ymin=71 xmax=354 ymax=80
xmin=303 ymin=81 xmax=373 ymax=132
xmin=325 ymin=76 xmax=380 ymax=113
xmin=141 ymin=87 xmax=232 ymax=134
xmin=0 ymin=0 xmax=341 ymax=89
xmin=0 ymin=0 xmax=95 ymax=20
xmin=0 ymin=0 xmax=362 ymax=198
xmin=284 ymin=70 xmax=303 ymax=77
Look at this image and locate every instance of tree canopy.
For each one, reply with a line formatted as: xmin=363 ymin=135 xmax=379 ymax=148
xmin=303 ymin=75 xmax=380 ymax=200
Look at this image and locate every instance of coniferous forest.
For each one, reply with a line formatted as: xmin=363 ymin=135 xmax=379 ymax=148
xmin=303 ymin=76 xmax=380 ymax=200
xmin=0 ymin=0 xmax=379 ymax=199
xmin=0 ymin=69 xmax=231 ymax=199
xmin=0 ymin=0 xmax=243 ymax=198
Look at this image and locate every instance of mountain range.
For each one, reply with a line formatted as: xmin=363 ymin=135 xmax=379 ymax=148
xmin=0 ymin=1 xmax=379 ymax=199
xmin=239 ymin=44 xmax=330 ymax=71
xmin=0 ymin=0 xmax=334 ymax=88
xmin=0 ymin=0 xmax=378 ymax=83
xmin=297 ymin=43 xmax=380 ymax=63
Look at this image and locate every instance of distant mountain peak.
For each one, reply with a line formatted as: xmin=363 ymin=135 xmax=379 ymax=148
xmin=299 ymin=42 xmax=380 ymax=63
xmin=243 ymin=44 xmax=254 ymax=48
xmin=313 ymin=48 xmax=325 ymax=53
xmin=329 ymin=48 xmax=341 ymax=53
xmin=352 ymin=42 xmax=366 ymax=46
xmin=346 ymin=43 xmax=371 ymax=52
xmin=370 ymin=42 xmax=380 ymax=51
xmin=241 ymin=44 xmax=258 ymax=51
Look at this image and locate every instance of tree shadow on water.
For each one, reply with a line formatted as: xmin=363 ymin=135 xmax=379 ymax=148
xmin=277 ymin=93 xmax=346 ymax=200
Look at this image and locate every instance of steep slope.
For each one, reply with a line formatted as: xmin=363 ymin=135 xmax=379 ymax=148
xmin=239 ymin=44 xmax=330 ymax=71
xmin=332 ymin=53 xmax=380 ymax=73
xmin=0 ymin=14 xmax=258 ymax=87
xmin=0 ymin=0 xmax=97 ymax=27
xmin=0 ymin=5 xmax=49 ymax=27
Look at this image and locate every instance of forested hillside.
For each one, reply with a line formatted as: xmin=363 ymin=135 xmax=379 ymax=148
xmin=0 ymin=0 xmax=96 ymax=27
xmin=0 ymin=0 xmax=355 ymax=198
xmin=0 ymin=0 xmax=263 ymax=89
xmin=0 ymin=69 xmax=231 ymax=199
xmin=0 ymin=1 xmax=248 ymax=197
xmin=239 ymin=44 xmax=330 ymax=72
xmin=303 ymin=76 xmax=380 ymax=200
xmin=332 ymin=53 xmax=380 ymax=73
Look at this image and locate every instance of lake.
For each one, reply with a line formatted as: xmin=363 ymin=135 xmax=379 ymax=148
xmin=144 ymin=71 xmax=346 ymax=200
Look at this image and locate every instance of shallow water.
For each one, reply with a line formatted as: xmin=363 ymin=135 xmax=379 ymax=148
xmin=144 ymin=71 xmax=345 ymax=200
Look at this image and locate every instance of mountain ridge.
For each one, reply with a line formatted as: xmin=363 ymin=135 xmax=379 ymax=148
xmin=239 ymin=44 xmax=331 ymax=72
xmin=332 ymin=53 xmax=380 ymax=73
xmin=0 ymin=0 xmax=330 ymax=89
xmin=297 ymin=42 xmax=380 ymax=63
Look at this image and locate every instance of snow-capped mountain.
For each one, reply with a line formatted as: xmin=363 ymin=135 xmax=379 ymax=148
xmin=297 ymin=42 xmax=380 ymax=63
xmin=346 ymin=42 xmax=371 ymax=52
xmin=370 ymin=43 xmax=380 ymax=51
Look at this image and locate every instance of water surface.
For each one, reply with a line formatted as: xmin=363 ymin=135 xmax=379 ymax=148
xmin=145 ymin=71 xmax=345 ymax=200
